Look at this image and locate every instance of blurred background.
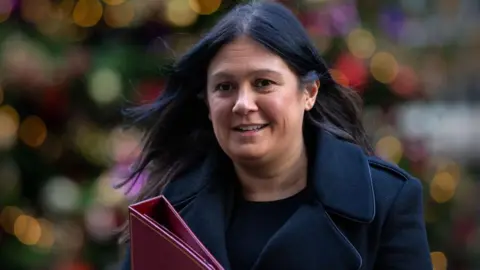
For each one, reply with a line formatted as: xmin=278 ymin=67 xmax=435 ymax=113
xmin=0 ymin=0 xmax=479 ymax=269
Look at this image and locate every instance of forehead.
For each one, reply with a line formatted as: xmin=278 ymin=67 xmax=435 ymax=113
xmin=208 ymin=36 xmax=291 ymax=76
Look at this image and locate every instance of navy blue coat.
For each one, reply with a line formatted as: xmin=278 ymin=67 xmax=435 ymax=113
xmin=121 ymin=129 xmax=432 ymax=270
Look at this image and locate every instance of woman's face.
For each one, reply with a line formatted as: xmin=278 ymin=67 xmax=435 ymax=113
xmin=206 ymin=36 xmax=318 ymax=163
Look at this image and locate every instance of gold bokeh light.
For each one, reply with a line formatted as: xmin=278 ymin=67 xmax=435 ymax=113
xmin=0 ymin=105 xmax=20 ymax=150
xmin=431 ymin=251 xmax=447 ymax=270
xmin=347 ymin=28 xmax=376 ymax=59
xmin=375 ymin=135 xmax=403 ymax=164
xmin=430 ymin=172 xmax=456 ymax=203
xmin=73 ymin=0 xmax=104 ymax=27
xmin=14 ymin=215 xmax=42 ymax=246
xmin=189 ymin=0 xmax=222 ymax=15
xmin=370 ymin=52 xmax=399 ymax=83
xmin=165 ymin=0 xmax=199 ymax=27
xmin=19 ymin=115 xmax=48 ymax=148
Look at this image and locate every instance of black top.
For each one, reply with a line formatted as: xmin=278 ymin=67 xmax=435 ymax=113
xmin=226 ymin=188 xmax=310 ymax=270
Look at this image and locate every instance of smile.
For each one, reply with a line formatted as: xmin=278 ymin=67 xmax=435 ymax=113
xmin=233 ymin=124 xmax=269 ymax=132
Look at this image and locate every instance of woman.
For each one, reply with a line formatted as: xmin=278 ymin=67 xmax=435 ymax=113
xmin=119 ymin=2 xmax=432 ymax=270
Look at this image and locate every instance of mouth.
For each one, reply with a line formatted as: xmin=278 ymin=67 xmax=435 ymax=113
xmin=232 ymin=124 xmax=269 ymax=132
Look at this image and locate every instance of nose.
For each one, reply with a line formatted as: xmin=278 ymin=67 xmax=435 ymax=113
xmin=232 ymin=86 xmax=257 ymax=115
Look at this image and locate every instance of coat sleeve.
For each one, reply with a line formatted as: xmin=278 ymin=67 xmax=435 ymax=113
xmin=374 ymin=178 xmax=433 ymax=270
xmin=120 ymin=244 xmax=131 ymax=270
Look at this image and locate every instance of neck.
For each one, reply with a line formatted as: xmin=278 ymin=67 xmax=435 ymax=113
xmin=233 ymin=142 xmax=308 ymax=202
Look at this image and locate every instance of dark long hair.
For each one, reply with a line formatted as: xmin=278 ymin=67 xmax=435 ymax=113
xmin=118 ymin=1 xmax=372 ymax=243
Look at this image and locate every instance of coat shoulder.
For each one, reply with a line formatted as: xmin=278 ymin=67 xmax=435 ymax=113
xmin=366 ymin=156 xmax=424 ymax=220
xmin=367 ymin=156 xmax=411 ymax=183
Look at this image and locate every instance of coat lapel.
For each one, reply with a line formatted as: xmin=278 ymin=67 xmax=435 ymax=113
xmin=311 ymin=130 xmax=376 ymax=223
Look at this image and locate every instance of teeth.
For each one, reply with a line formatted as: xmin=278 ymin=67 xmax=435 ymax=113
xmin=238 ymin=125 xmax=264 ymax=131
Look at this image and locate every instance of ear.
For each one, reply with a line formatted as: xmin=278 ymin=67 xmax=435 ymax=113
xmin=304 ymin=79 xmax=320 ymax=111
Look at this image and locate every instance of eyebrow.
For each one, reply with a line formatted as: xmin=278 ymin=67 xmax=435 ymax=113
xmin=209 ymin=68 xmax=283 ymax=79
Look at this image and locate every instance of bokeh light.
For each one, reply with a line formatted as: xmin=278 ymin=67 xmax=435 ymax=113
xmin=347 ymin=28 xmax=376 ymax=59
xmin=36 ymin=218 xmax=55 ymax=249
xmin=108 ymin=126 xmax=142 ymax=163
xmin=84 ymin=203 xmax=118 ymax=242
xmin=88 ymin=68 xmax=122 ymax=105
xmin=390 ymin=65 xmax=419 ymax=98
xmin=95 ymin=172 xmax=125 ymax=207
xmin=0 ymin=0 xmax=13 ymax=23
xmin=430 ymin=172 xmax=456 ymax=204
xmin=73 ymin=0 xmax=104 ymax=27
xmin=0 ymin=105 xmax=19 ymax=150
xmin=21 ymin=0 xmax=51 ymax=24
xmin=41 ymin=176 xmax=81 ymax=214
xmin=104 ymin=1 xmax=135 ymax=28
xmin=430 ymin=251 xmax=447 ymax=270
xmin=14 ymin=215 xmax=42 ymax=246
xmin=375 ymin=135 xmax=403 ymax=164
xmin=19 ymin=115 xmax=48 ymax=148
xmin=189 ymin=0 xmax=222 ymax=15
xmin=0 ymin=206 xmax=23 ymax=234
xmin=370 ymin=52 xmax=399 ymax=83
xmin=165 ymin=0 xmax=199 ymax=27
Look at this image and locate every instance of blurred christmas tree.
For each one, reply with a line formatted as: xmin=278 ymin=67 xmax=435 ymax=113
xmin=1 ymin=0 xmax=478 ymax=269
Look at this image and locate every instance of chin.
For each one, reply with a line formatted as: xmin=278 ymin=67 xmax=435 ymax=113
xmin=227 ymin=144 xmax=268 ymax=162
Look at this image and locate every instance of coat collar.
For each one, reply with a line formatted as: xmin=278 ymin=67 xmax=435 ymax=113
xmin=163 ymin=127 xmax=375 ymax=223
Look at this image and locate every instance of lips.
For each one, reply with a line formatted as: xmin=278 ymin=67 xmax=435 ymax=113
xmin=233 ymin=124 xmax=269 ymax=132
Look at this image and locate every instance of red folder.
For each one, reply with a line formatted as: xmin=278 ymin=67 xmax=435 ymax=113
xmin=129 ymin=195 xmax=224 ymax=270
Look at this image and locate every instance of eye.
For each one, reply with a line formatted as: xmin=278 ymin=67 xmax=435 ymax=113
xmin=254 ymin=79 xmax=274 ymax=88
xmin=215 ymin=83 xmax=234 ymax=92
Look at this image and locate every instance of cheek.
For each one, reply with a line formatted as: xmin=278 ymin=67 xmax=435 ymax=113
xmin=259 ymin=93 xmax=305 ymax=126
xmin=208 ymin=99 xmax=231 ymax=130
